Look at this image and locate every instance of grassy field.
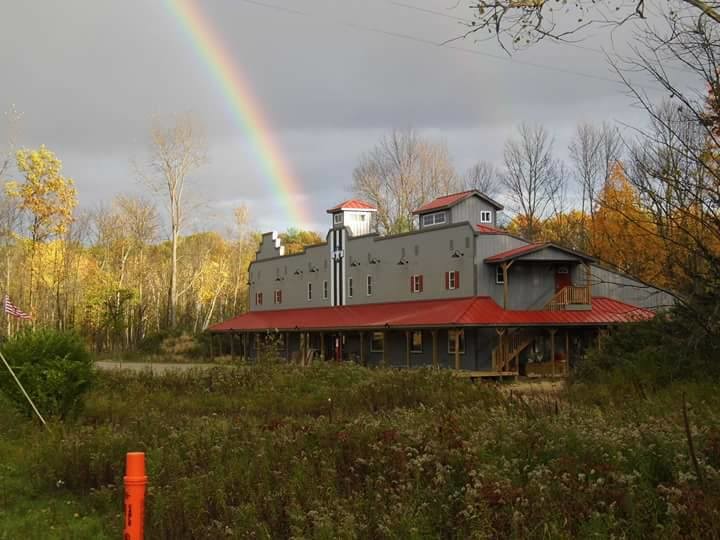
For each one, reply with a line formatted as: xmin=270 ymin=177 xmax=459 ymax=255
xmin=1 ymin=363 xmax=720 ymax=539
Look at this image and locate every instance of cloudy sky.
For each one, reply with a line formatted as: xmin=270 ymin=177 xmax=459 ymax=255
xmin=0 ymin=0 xmax=687 ymax=234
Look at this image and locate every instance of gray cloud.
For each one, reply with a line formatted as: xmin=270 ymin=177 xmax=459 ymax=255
xmin=0 ymin=0 xmax=693 ymax=233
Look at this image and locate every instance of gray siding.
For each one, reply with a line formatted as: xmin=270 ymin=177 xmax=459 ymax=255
xmin=475 ymin=233 xmax=530 ymax=303
xmin=590 ymin=265 xmax=676 ymax=310
xmin=450 ymin=197 xmax=497 ymax=227
xmin=345 ymin=224 xmax=476 ymax=305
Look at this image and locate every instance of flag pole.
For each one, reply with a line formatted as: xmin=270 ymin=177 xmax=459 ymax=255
xmin=0 ymin=350 xmax=48 ymax=428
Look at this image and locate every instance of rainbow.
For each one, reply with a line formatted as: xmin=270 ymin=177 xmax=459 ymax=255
xmin=165 ymin=0 xmax=310 ymax=227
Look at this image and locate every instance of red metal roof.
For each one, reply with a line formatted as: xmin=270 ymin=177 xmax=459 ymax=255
xmin=484 ymin=243 xmax=594 ymax=264
xmin=475 ymin=224 xmax=504 ymax=234
xmin=326 ymin=199 xmax=377 ymax=213
xmin=209 ymin=296 xmax=653 ymax=333
xmin=412 ymin=190 xmax=504 ymax=214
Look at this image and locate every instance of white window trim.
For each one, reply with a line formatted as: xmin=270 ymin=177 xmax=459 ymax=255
xmin=333 ymin=213 xmax=343 ymax=224
xmin=448 ymin=271 xmax=458 ymax=290
xmin=448 ymin=330 xmax=465 ymax=354
xmin=366 ymin=275 xmax=373 ymax=296
xmin=422 ymin=211 xmax=446 ymax=227
xmin=411 ymin=274 xmax=422 ymax=293
xmin=480 ymin=210 xmax=492 ymax=224
xmin=255 ymin=292 xmax=263 ymax=305
xmin=496 ymin=266 xmax=505 ymax=284
xmin=274 ymin=289 xmax=282 ymax=304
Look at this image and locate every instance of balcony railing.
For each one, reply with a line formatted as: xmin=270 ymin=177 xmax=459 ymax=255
xmin=545 ymin=285 xmax=591 ymax=311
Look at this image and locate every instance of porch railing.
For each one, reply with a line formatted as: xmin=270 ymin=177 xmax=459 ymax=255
xmin=545 ymin=285 xmax=591 ymax=311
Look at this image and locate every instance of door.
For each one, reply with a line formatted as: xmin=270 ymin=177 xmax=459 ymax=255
xmin=555 ymin=265 xmax=571 ymax=292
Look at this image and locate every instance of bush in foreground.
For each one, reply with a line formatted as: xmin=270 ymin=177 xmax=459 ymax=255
xmin=0 ymin=329 xmax=94 ymax=419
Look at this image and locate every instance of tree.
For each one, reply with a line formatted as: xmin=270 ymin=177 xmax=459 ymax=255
xmin=568 ymin=122 xmax=623 ymax=251
xmin=352 ymin=128 xmax=459 ymax=234
xmin=501 ymin=123 xmax=564 ymax=240
xmin=279 ymin=228 xmax=323 ymax=255
xmin=139 ymin=114 xmax=207 ymax=328
xmin=465 ymin=0 xmax=720 ymax=51
xmin=7 ymin=146 xmax=77 ymax=313
xmin=463 ymin=160 xmax=501 ymax=196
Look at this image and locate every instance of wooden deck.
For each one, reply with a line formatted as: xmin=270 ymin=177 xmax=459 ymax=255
xmin=452 ymin=370 xmax=518 ymax=380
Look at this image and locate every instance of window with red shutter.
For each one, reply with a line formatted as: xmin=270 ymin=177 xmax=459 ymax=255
xmin=455 ymin=271 xmax=460 ymax=289
xmin=410 ymin=276 xmax=414 ymax=293
xmin=419 ymin=275 xmax=424 ymax=292
xmin=444 ymin=271 xmax=449 ymax=290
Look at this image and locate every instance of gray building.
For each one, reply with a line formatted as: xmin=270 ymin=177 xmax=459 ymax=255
xmin=211 ymin=190 xmax=675 ymax=376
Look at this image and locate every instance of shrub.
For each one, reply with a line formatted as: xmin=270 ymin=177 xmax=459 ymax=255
xmin=0 ymin=329 xmax=94 ymax=420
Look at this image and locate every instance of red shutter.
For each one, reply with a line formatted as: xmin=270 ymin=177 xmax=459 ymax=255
xmin=410 ymin=276 xmax=414 ymax=293
xmin=279 ymin=290 xmax=282 ymax=304
xmin=455 ymin=271 xmax=460 ymax=289
xmin=258 ymin=292 xmax=263 ymax=305
xmin=419 ymin=275 xmax=424 ymax=292
xmin=444 ymin=272 xmax=449 ymax=290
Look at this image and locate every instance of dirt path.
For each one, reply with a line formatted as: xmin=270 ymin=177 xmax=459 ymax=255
xmin=95 ymin=360 xmax=224 ymax=373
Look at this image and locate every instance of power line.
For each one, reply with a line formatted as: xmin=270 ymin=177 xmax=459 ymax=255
xmin=237 ymin=0 xmax=665 ymax=91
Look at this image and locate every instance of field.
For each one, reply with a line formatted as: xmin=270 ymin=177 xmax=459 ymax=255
xmin=1 ymin=363 xmax=720 ymax=539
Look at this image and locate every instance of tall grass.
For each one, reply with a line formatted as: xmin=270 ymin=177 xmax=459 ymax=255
xmin=3 ymin=364 xmax=720 ymax=538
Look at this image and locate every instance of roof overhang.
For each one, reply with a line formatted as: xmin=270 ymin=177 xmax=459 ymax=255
xmin=484 ymin=243 xmax=594 ymax=264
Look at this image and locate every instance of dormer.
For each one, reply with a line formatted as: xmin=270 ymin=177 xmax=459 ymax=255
xmin=413 ymin=190 xmax=504 ymax=230
xmin=326 ymin=199 xmax=377 ymax=236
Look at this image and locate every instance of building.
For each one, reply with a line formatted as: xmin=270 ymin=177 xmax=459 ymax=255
xmin=209 ymin=190 xmax=674 ymax=376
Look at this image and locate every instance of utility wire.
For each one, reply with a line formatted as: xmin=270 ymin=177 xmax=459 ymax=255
xmin=238 ymin=0 xmax=665 ymax=92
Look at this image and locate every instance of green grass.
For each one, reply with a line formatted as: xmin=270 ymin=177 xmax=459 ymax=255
xmin=2 ymin=363 xmax=720 ymax=538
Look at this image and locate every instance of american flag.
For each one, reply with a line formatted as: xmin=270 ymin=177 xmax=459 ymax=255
xmin=4 ymin=295 xmax=31 ymax=320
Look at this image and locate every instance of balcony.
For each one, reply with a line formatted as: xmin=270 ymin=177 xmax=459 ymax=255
xmin=545 ymin=285 xmax=592 ymax=311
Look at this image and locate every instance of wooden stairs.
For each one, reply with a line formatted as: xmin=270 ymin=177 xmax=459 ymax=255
xmin=491 ymin=329 xmax=534 ymax=372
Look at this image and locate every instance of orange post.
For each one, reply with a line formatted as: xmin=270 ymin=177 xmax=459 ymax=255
xmin=124 ymin=452 xmax=148 ymax=540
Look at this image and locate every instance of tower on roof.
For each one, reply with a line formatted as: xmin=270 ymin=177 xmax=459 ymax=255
xmin=326 ymin=199 xmax=377 ymax=236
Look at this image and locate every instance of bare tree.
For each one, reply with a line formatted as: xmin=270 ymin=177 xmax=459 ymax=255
xmin=352 ymin=128 xmax=459 ymax=234
xmin=463 ymin=0 xmax=720 ymax=51
xmin=463 ymin=160 xmax=501 ymax=196
xmin=138 ymin=114 xmax=207 ymax=328
xmin=501 ymin=123 xmax=564 ymax=239
xmin=568 ymin=122 xmax=623 ymax=249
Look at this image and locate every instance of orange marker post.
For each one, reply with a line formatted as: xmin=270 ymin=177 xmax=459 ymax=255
xmin=124 ymin=452 xmax=148 ymax=540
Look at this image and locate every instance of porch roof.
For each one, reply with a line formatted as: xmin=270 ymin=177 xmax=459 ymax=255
xmin=484 ymin=243 xmax=594 ymax=264
xmin=209 ymin=296 xmax=652 ymax=333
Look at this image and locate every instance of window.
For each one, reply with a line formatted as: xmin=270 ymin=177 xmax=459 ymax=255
xmin=448 ymin=329 xmax=465 ymax=354
xmin=371 ymin=332 xmax=384 ymax=352
xmin=496 ymin=266 xmax=505 ymax=284
xmin=333 ymin=213 xmax=343 ymax=224
xmin=348 ymin=277 xmax=354 ymax=297
xmin=255 ymin=292 xmax=263 ymax=305
xmin=322 ymin=280 xmax=328 ymax=299
xmin=422 ymin=211 xmax=446 ymax=226
xmin=411 ymin=330 xmax=423 ymax=353
xmin=366 ymin=275 xmax=373 ymax=296
xmin=410 ymin=274 xmax=424 ymax=293
xmin=480 ymin=210 xmax=492 ymax=223
xmin=273 ymin=289 xmax=282 ymax=304
xmin=445 ymin=271 xmax=460 ymax=290
xmin=307 ymin=282 xmax=313 ymax=301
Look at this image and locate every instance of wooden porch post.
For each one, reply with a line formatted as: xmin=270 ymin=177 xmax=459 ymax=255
xmin=306 ymin=332 xmax=312 ymax=365
xmin=454 ymin=328 xmax=461 ymax=370
xmin=502 ymin=261 xmax=514 ymax=309
xmin=431 ymin=330 xmax=438 ymax=369
xmin=565 ymin=330 xmax=570 ymax=376
xmin=300 ymin=332 xmax=306 ymax=365
xmin=230 ymin=332 xmax=235 ymax=361
xmin=243 ymin=333 xmax=248 ymax=362
xmin=255 ymin=333 xmax=260 ymax=362
xmin=285 ymin=332 xmax=290 ymax=362
xmin=549 ymin=328 xmax=557 ymax=377
xmin=495 ymin=328 xmax=506 ymax=371
xmin=382 ymin=331 xmax=387 ymax=367
xmin=209 ymin=332 xmax=214 ymax=361
xmin=405 ymin=331 xmax=411 ymax=368
xmin=359 ymin=331 xmax=365 ymax=366
xmin=320 ymin=332 xmax=325 ymax=361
